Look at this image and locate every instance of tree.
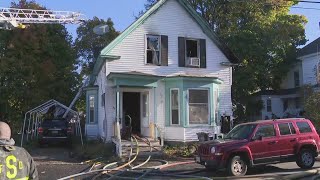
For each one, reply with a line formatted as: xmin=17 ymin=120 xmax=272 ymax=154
xmin=144 ymin=0 xmax=307 ymax=120
xmin=74 ymin=17 xmax=119 ymax=76
xmin=0 ymin=0 xmax=79 ymax=130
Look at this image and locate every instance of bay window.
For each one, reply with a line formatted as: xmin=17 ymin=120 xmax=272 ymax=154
xmin=188 ymin=89 xmax=209 ymax=124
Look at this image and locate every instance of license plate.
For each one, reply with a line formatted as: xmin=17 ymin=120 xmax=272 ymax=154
xmin=51 ymin=131 xmax=58 ymax=134
xmin=196 ymin=156 xmax=200 ymax=163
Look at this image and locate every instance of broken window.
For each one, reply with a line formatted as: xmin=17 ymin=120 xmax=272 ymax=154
xmin=188 ymin=89 xmax=209 ymax=124
xmin=146 ymin=35 xmax=160 ymax=65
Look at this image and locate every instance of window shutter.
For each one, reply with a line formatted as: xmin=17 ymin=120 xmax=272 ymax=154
xmin=161 ymin=35 xmax=168 ymax=66
xmin=200 ymin=39 xmax=206 ymax=68
xmin=178 ymin=37 xmax=185 ymax=67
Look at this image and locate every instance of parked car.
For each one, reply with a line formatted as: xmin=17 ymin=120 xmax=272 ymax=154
xmin=38 ymin=119 xmax=72 ymax=145
xmin=196 ymin=118 xmax=320 ymax=176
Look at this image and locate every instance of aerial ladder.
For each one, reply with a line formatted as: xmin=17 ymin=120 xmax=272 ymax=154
xmin=0 ymin=7 xmax=85 ymax=30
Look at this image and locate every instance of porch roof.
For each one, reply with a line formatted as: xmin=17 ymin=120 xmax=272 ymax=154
xmin=108 ymin=72 xmax=164 ymax=87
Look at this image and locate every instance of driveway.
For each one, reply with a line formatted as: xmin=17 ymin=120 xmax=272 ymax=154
xmin=29 ymin=146 xmax=320 ymax=180
xmin=29 ymin=145 xmax=90 ymax=180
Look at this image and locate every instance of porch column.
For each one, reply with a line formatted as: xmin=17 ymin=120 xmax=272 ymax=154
xmin=116 ymin=85 xmax=121 ymax=139
xmin=153 ymin=87 xmax=157 ymax=140
xmin=115 ymin=85 xmax=122 ymax=157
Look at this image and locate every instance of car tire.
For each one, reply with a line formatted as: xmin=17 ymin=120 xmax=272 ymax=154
xmin=297 ymin=148 xmax=315 ymax=169
xmin=227 ymin=155 xmax=248 ymax=176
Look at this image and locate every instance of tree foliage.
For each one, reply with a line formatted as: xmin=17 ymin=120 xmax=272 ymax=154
xmin=74 ymin=17 xmax=119 ymax=75
xmin=304 ymin=91 xmax=320 ymax=128
xmin=144 ymin=0 xmax=307 ymax=120
xmin=0 ymin=0 xmax=79 ymax=130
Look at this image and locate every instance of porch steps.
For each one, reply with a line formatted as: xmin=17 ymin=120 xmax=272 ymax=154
xmin=121 ymin=138 xmax=163 ymax=157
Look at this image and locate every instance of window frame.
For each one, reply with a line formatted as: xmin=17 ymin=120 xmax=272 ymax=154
xmin=296 ymin=121 xmax=312 ymax=134
xmin=254 ymin=124 xmax=276 ymax=139
xmin=266 ymin=99 xmax=272 ymax=112
xmin=145 ymin=34 xmax=161 ymax=65
xmin=187 ymin=88 xmax=210 ymax=125
xmin=185 ymin=38 xmax=200 ymax=67
xmin=184 ymin=38 xmax=201 ymax=59
xmin=278 ymin=122 xmax=296 ymax=136
xmin=170 ymin=88 xmax=180 ymax=126
xmin=89 ymin=95 xmax=96 ymax=124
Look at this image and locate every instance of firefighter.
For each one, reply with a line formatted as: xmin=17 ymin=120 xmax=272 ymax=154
xmin=0 ymin=121 xmax=38 ymax=180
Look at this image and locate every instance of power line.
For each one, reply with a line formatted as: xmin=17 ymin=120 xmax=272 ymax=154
xmin=291 ymin=6 xmax=320 ymax=11
xmin=286 ymin=0 xmax=320 ymax=4
xmin=225 ymin=0 xmax=320 ymax=11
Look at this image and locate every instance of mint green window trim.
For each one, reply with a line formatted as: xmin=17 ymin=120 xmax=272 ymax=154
xmin=170 ymin=88 xmax=180 ymax=125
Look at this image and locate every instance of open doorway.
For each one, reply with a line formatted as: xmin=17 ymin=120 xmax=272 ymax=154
xmin=123 ymin=92 xmax=141 ymax=134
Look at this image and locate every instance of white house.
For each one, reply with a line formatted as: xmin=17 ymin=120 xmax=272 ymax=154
xmin=255 ymin=37 xmax=320 ymax=120
xmin=84 ymin=0 xmax=238 ymax=145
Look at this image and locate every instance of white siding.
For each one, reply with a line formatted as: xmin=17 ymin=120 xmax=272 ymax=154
xmin=261 ymin=96 xmax=284 ymax=119
xmin=301 ymin=54 xmax=320 ymax=86
xmin=165 ymin=127 xmax=185 ymax=141
xmin=106 ymin=0 xmax=232 ymax=116
xmin=93 ymin=0 xmax=234 ymax=141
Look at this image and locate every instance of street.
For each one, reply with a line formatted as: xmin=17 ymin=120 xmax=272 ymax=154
xmin=30 ymin=146 xmax=320 ymax=180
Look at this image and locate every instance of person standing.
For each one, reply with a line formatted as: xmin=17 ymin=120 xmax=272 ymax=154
xmin=0 ymin=121 xmax=38 ymax=180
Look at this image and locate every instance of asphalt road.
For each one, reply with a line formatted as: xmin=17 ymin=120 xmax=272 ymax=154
xmin=29 ymin=146 xmax=320 ymax=180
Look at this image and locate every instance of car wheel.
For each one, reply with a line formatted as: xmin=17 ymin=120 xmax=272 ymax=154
xmin=297 ymin=149 xmax=315 ymax=169
xmin=227 ymin=156 xmax=248 ymax=176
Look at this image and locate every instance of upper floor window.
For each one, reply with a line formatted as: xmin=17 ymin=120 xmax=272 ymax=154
xmin=145 ymin=35 xmax=168 ymax=66
xmin=266 ymin=99 xmax=272 ymax=112
xmin=294 ymin=71 xmax=300 ymax=87
xmin=146 ymin=35 xmax=160 ymax=65
xmin=178 ymin=37 xmax=206 ymax=68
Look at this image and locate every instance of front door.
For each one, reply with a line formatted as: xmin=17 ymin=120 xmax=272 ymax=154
xmin=140 ymin=91 xmax=149 ymax=137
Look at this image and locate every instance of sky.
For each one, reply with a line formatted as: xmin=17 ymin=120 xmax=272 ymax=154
xmin=0 ymin=0 xmax=319 ymax=46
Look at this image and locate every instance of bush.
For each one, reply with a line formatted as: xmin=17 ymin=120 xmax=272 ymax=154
xmin=163 ymin=143 xmax=198 ymax=158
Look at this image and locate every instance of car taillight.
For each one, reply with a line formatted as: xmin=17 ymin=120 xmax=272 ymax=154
xmin=67 ymin=127 xmax=72 ymax=133
xmin=38 ymin=127 xmax=43 ymax=134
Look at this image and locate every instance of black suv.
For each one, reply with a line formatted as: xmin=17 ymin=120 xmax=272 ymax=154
xmin=38 ymin=119 xmax=72 ymax=145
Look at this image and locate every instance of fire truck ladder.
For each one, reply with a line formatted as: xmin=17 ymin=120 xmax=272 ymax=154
xmin=0 ymin=7 xmax=85 ymax=29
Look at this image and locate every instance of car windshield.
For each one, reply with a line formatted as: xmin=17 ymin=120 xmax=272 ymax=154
xmin=224 ymin=124 xmax=257 ymax=140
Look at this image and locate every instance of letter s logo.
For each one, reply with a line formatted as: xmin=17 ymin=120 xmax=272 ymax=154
xmin=6 ymin=155 xmax=17 ymax=179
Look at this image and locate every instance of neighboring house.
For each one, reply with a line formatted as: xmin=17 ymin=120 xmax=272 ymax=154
xmin=84 ymin=0 xmax=238 ymax=145
xmin=254 ymin=37 xmax=320 ymax=120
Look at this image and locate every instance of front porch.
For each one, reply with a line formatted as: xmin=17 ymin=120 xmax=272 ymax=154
xmin=108 ymin=72 xmax=164 ymax=157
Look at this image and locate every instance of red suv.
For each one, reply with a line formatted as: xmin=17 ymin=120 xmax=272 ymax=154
xmin=196 ymin=118 xmax=320 ymax=176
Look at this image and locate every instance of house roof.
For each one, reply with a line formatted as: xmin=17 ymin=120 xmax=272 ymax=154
xmin=298 ymin=37 xmax=320 ymax=57
xmin=90 ymin=0 xmax=239 ymax=85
